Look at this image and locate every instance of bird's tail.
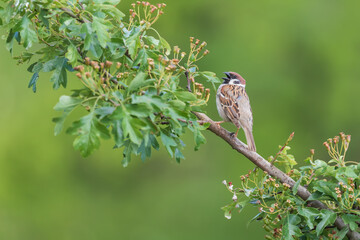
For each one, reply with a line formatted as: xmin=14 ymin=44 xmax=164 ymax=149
xmin=244 ymin=128 xmax=256 ymax=152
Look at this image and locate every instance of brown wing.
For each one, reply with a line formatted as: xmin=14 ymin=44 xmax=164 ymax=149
xmin=218 ymin=84 xmax=248 ymax=127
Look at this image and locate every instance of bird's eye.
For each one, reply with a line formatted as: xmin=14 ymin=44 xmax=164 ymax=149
xmin=233 ymin=80 xmax=240 ymax=84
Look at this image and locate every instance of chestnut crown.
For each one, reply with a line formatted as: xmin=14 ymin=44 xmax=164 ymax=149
xmin=222 ymin=72 xmax=246 ymax=86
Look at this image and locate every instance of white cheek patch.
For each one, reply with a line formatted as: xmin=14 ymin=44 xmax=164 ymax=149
xmin=229 ymin=79 xmax=245 ymax=88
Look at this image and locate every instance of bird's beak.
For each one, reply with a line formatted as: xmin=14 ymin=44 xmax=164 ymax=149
xmin=222 ymin=72 xmax=231 ymax=81
xmin=223 ymin=72 xmax=231 ymax=78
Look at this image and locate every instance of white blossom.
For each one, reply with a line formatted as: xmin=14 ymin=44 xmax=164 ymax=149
xmin=222 ymin=180 xmax=227 ymax=185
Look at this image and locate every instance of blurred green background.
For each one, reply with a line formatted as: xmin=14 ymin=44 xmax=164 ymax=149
xmin=1 ymin=0 xmax=360 ymax=239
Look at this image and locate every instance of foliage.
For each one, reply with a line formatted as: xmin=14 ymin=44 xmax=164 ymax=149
xmin=222 ymin=132 xmax=359 ymax=239
xmin=0 ymin=0 xmax=219 ymax=166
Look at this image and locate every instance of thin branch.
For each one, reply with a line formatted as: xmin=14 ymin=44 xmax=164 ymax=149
xmin=60 ymin=7 xmax=88 ymax=23
xmin=193 ymin=112 xmax=360 ymax=240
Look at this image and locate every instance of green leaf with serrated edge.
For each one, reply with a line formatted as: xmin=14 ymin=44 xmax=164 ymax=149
xmin=112 ymin=120 xmax=124 ymax=147
xmin=160 ymin=132 xmax=177 ymax=157
xmin=38 ymin=9 xmax=49 ymax=28
xmin=292 ymin=174 xmax=303 ymax=195
xmin=16 ymin=16 xmax=38 ymax=49
xmin=174 ymin=148 xmax=184 ymax=163
xmin=297 ymin=207 xmax=320 ymax=230
xmin=93 ymin=0 xmax=121 ymax=5
xmin=122 ymin=116 xmax=143 ymax=145
xmin=99 ymin=4 xmax=125 ymax=19
xmin=282 ymin=214 xmax=301 ymax=240
xmin=132 ymin=48 xmax=148 ymax=70
xmin=316 ymin=210 xmax=337 ymax=236
xmin=53 ymin=96 xmax=82 ymax=136
xmin=334 ymin=226 xmax=349 ymax=240
xmin=174 ymin=91 xmax=197 ymax=102
xmin=81 ymin=23 xmax=93 ymax=50
xmin=95 ymin=107 xmax=116 ymax=120
xmin=124 ymin=27 xmax=142 ymax=59
xmin=149 ymin=134 xmax=159 ymax=150
xmin=125 ymin=103 xmax=152 ymax=118
xmin=159 ymin=36 xmax=171 ymax=55
xmin=92 ymin=17 xmax=110 ymax=48
xmin=144 ymin=36 xmax=159 ymax=46
xmin=28 ymin=72 xmax=39 ymax=93
xmin=342 ymin=214 xmax=360 ymax=231
xmin=127 ymin=72 xmax=147 ymax=92
xmin=65 ymin=44 xmax=82 ymax=66
xmin=49 ymin=57 xmax=69 ymax=89
xmin=67 ymin=112 xmax=110 ymax=157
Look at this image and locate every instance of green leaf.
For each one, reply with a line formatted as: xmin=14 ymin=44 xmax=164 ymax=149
xmin=49 ymin=57 xmax=69 ymax=89
xmin=92 ymin=17 xmax=110 ymax=48
xmin=292 ymin=174 xmax=303 ymax=195
xmin=28 ymin=72 xmax=39 ymax=93
xmin=67 ymin=112 xmax=110 ymax=157
xmin=174 ymin=91 xmax=197 ymax=102
xmin=17 ymin=16 xmax=38 ymax=49
xmin=297 ymin=207 xmax=320 ymax=230
xmin=159 ymin=36 xmax=171 ymax=55
xmin=342 ymin=214 xmax=360 ymax=231
xmin=132 ymin=48 xmax=148 ymax=70
xmin=112 ymin=120 xmax=124 ymax=147
xmin=127 ymin=72 xmax=148 ymax=92
xmin=65 ymin=44 xmax=82 ymax=66
xmin=282 ymin=214 xmax=301 ymax=240
xmin=124 ymin=27 xmax=142 ymax=59
xmin=160 ymin=132 xmax=177 ymax=157
xmin=316 ymin=209 xmax=337 ymax=236
xmin=122 ymin=115 xmax=144 ymax=145
xmin=93 ymin=0 xmax=121 ymax=4
xmin=53 ymin=96 xmax=82 ymax=136
xmin=334 ymin=226 xmax=349 ymax=240
xmin=200 ymin=71 xmax=220 ymax=91
xmin=38 ymin=9 xmax=49 ymax=28
xmin=126 ymin=103 xmax=152 ymax=118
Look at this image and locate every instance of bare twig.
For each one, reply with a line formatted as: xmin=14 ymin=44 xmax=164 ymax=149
xmin=193 ymin=112 xmax=360 ymax=240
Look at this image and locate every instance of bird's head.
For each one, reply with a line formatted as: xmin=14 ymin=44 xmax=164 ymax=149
xmin=222 ymin=72 xmax=246 ymax=87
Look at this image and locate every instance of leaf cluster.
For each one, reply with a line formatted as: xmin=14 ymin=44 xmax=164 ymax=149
xmin=0 ymin=0 xmax=220 ymax=166
xmin=222 ymin=133 xmax=359 ymax=240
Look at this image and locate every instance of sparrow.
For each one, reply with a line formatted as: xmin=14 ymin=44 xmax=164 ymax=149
xmin=216 ymin=72 xmax=256 ymax=152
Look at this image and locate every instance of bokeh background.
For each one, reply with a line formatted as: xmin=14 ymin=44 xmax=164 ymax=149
xmin=1 ymin=0 xmax=360 ymax=239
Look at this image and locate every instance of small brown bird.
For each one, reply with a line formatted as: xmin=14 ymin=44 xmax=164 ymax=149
xmin=216 ymin=72 xmax=256 ymax=151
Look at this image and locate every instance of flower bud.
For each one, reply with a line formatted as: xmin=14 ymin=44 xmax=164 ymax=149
xmin=222 ymin=180 xmax=227 ymax=185
xmin=76 ymin=73 xmax=82 ymax=79
xmin=85 ymin=57 xmax=91 ymax=65
xmin=116 ymin=62 xmax=122 ymax=69
xmin=340 ymin=132 xmax=345 ymax=140
xmin=85 ymin=72 xmax=91 ymax=78
xmin=310 ymin=149 xmax=315 ymax=156
xmin=337 ymin=194 xmax=342 ymax=201
xmin=159 ymin=10 xmax=164 ymax=15
xmin=232 ymin=192 xmax=238 ymax=201
xmin=105 ymin=60 xmax=113 ymax=68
